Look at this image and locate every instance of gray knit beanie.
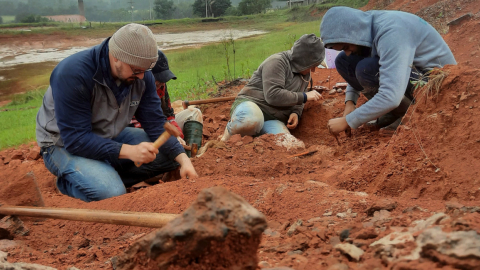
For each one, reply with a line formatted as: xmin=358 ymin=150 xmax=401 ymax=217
xmin=108 ymin=23 xmax=158 ymax=70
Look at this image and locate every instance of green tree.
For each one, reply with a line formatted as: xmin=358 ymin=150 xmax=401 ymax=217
xmin=238 ymin=0 xmax=271 ymax=15
xmin=192 ymin=0 xmax=232 ymax=18
xmin=154 ymin=0 xmax=176 ymax=20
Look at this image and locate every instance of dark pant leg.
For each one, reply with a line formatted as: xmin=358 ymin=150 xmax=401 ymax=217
xmin=335 ymin=51 xmax=367 ymax=93
xmin=110 ymin=127 xmax=179 ymax=187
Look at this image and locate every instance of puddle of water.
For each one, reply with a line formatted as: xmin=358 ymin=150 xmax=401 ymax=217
xmin=0 ymin=29 xmax=266 ymax=68
xmin=0 ymin=62 xmax=56 ymax=102
xmin=0 ymin=29 xmax=266 ymax=103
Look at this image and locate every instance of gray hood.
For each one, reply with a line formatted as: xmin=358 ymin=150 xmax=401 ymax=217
xmin=288 ymin=33 xmax=325 ymax=73
xmin=320 ymin=7 xmax=373 ymax=48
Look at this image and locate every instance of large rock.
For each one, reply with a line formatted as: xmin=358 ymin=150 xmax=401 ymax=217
xmin=116 ymin=186 xmax=267 ymax=270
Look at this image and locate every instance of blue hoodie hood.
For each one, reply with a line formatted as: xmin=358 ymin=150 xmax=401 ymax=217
xmin=321 ymin=7 xmax=373 ymax=48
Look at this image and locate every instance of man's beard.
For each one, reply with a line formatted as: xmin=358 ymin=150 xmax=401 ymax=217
xmin=120 ymin=77 xmax=137 ymax=86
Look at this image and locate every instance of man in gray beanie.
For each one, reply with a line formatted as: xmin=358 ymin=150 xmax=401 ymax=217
xmin=36 ymin=23 xmax=198 ymax=202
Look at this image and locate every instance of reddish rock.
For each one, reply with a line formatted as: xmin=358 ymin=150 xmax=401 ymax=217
xmin=354 ymin=228 xmax=378 ymax=240
xmin=10 ymin=150 xmax=23 ymax=161
xmin=214 ymin=114 xmax=228 ymax=121
xmin=229 ymin=134 xmax=242 ymax=143
xmin=8 ymin=160 xmax=21 ymax=168
xmin=116 ymin=187 xmax=267 ymax=270
xmin=366 ymin=199 xmax=397 ymax=216
xmin=242 ymin=136 xmax=254 ymax=145
xmin=27 ymin=146 xmax=41 ymax=160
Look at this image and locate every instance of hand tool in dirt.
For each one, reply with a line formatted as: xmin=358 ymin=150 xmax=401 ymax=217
xmin=135 ymin=122 xmax=181 ymax=167
xmin=182 ymin=96 xmax=236 ymax=109
xmin=327 ymin=124 xmax=341 ymax=146
xmin=183 ymin=143 xmax=198 ymax=157
xmin=0 ymin=204 xmax=178 ymax=228
xmin=287 ymin=150 xmax=318 ymax=158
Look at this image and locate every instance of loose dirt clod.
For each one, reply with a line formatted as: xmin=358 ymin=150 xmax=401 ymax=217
xmin=116 ymin=186 xmax=267 ymax=270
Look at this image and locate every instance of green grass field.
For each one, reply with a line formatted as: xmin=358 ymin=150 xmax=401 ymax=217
xmin=0 ymin=1 xmax=368 ymax=150
xmin=1 ymin=16 xmax=15 ymax=24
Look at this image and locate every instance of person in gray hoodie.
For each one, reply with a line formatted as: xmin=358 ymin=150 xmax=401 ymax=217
xmin=320 ymin=7 xmax=456 ymax=135
xmin=220 ymin=34 xmax=325 ymax=141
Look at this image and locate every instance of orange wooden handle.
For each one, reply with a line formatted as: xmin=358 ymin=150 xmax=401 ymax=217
xmin=135 ymin=132 xmax=172 ymax=167
xmin=0 ymin=205 xmax=177 ymax=228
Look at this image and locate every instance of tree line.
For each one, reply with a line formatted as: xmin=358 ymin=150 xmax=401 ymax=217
xmin=0 ymin=0 xmax=278 ymax=23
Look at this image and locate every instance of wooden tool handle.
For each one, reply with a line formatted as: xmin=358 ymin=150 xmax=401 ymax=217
xmin=0 ymin=206 xmax=177 ymax=228
xmin=182 ymin=96 xmax=236 ymax=109
xmin=135 ymin=132 xmax=172 ymax=167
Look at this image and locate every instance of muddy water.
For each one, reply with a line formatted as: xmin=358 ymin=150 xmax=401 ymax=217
xmin=0 ymin=29 xmax=266 ymax=104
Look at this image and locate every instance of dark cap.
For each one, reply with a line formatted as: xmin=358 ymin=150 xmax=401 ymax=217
xmin=151 ymin=50 xmax=177 ymax=83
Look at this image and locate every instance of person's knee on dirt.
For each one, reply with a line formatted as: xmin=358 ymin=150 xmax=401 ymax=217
xmin=36 ymin=24 xmax=198 ymax=202
xmin=221 ymin=34 xmax=325 ymax=142
xmin=321 ymin=7 xmax=456 ymax=136
xmin=225 ymin=101 xmax=264 ymax=138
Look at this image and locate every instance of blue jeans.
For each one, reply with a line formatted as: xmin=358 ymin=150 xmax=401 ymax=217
xmin=226 ymin=101 xmax=290 ymax=136
xmin=335 ymin=51 xmax=425 ymax=101
xmin=41 ymin=127 xmax=179 ymax=202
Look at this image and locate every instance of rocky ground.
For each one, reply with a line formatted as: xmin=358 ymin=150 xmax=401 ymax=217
xmin=1 ymin=0 xmax=480 ymax=269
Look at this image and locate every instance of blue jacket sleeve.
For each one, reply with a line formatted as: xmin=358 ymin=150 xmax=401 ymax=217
xmin=51 ymin=69 xmax=123 ymax=162
xmin=135 ymin=73 xmax=185 ymax=160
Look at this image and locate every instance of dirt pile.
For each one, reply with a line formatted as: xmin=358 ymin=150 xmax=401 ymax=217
xmin=337 ymin=64 xmax=480 ymax=201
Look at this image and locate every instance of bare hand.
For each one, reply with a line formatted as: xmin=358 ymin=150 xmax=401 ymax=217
xmin=287 ymin=113 xmax=299 ymax=129
xmin=328 ymin=117 xmax=350 ymax=135
xmin=177 ymin=136 xmax=187 ymax=147
xmin=175 ymin=153 xmax=199 ymax=179
xmin=119 ymin=142 xmax=158 ymax=164
xmin=305 ymin=91 xmax=323 ymax=102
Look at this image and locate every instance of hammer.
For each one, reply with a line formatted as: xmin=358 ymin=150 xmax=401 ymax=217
xmin=182 ymin=96 xmax=236 ymax=109
xmin=135 ymin=122 xmax=181 ymax=167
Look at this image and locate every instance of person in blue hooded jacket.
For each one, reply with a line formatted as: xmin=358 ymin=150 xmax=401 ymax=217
xmin=36 ymin=23 xmax=198 ymax=202
xmin=320 ymin=7 xmax=456 ymax=135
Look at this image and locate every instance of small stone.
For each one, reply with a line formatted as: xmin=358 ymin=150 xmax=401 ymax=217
xmin=8 ymin=159 xmax=22 ymax=168
xmin=339 ymin=229 xmax=350 ymax=242
xmin=27 ymin=146 xmax=41 ymax=160
xmin=328 ymin=89 xmax=337 ymax=95
xmin=287 ymin=219 xmax=303 ymax=236
xmin=366 ymin=199 xmax=397 ymax=216
xmin=0 ymin=250 xmax=7 ymax=263
xmin=214 ymin=114 xmax=227 ymax=121
xmin=327 ymin=263 xmax=349 ymax=270
xmin=229 ymin=134 xmax=242 ymax=143
xmin=235 ymin=141 xmax=243 ymax=147
xmin=10 ymin=150 xmax=23 ymax=160
xmin=323 ymin=212 xmax=333 ymax=217
xmin=335 ymin=243 xmax=364 ymax=261
xmin=258 ymin=261 xmax=270 ymax=268
xmin=241 ymin=136 xmax=254 ymax=144
xmin=336 ymin=212 xmax=347 ymax=218
xmin=308 ymin=217 xmax=322 ymax=223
